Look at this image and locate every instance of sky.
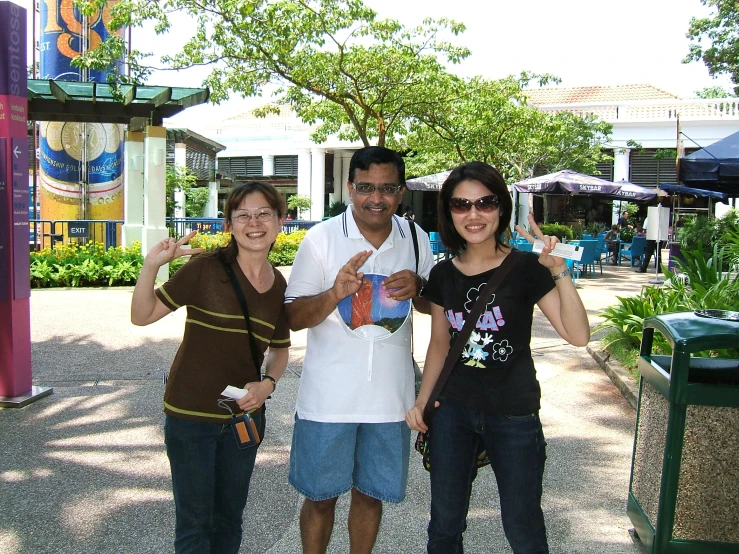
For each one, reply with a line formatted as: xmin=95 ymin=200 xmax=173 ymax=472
xmin=17 ymin=0 xmax=736 ymax=127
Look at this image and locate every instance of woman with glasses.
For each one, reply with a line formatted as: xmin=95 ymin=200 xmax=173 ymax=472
xmin=131 ymin=182 xmax=291 ymax=554
xmin=406 ymin=162 xmax=589 ymax=553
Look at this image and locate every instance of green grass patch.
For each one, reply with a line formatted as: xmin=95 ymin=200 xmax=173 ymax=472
xmin=599 ymin=331 xmax=640 ymax=377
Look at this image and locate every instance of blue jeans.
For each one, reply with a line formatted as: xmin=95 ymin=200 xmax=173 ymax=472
xmin=164 ymin=412 xmax=264 ymax=554
xmin=427 ymin=401 xmax=548 ymax=554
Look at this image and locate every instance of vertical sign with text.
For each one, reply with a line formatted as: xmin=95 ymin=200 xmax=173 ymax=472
xmin=0 ymin=138 xmax=7 ymax=302
xmin=0 ymin=0 xmax=32 ymax=399
xmin=12 ymin=136 xmax=29 ymax=298
xmin=0 ymin=0 xmax=30 ymax=301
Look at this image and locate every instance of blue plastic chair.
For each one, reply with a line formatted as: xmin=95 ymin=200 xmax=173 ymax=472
xmin=619 ymin=236 xmax=646 ymax=267
xmin=593 ymin=236 xmax=606 ymax=275
xmin=429 ymin=232 xmax=447 ymax=261
xmin=574 ymin=240 xmax=598 ymax=278
xmin=515 ymin=240 xmax=533 ymax=252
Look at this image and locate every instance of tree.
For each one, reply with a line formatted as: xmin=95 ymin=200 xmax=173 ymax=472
xmin=76 ymin=0 xmax=469 ymax=147
xmin=694 ymin=85 xmax=737 ymax=98
xmin=684 ymin=0 xmax=739 ymax=94
xmin=166 ymin=166 xmax=198 ymax=218
xmin=186 ymin=187 xmax=210 ymax=217
xmin=287 ymin=194 xmax=312 ymax=219
xmin=397 ymin=74 xmax=612 ymax=182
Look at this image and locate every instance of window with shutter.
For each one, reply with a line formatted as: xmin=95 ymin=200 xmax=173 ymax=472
xmin=245 ymin=157 xmax=263 ymax=176
xmin=590 ymin=155 xmax=613 ymax=181
xmin=628 ymin=149 xmax=696 ymax=187
xmin=218 ymin=158 xmax=231 ymax=175
xmin=275 ymin=155 xmax=298 ymax=175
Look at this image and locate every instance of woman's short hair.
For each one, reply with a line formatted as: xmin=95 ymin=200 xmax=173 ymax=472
xmin=437 ymin=162 xmax=512 ymax=256
xmin=221 ymin=182 xmax=286 ymax=260
xmin=223 ymin=181 xmax=286 ymax=224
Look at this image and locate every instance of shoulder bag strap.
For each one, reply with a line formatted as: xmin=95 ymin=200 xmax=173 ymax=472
xmin=408 ymin=220 xmax=422 ymax=378
xmin=408 ymin=220 xmax=419 ymax=273
xmin=218 ymin=252 xmax=264 ymax=377
xmin=422 ymin=249 xmax=520 ymax=424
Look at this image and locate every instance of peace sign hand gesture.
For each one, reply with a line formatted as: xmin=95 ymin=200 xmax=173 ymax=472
xmin=515 ymin=215 xmax=567 ymax=271
xmin=330 ymin=250 xmax=373 ymax=303
xmin=146 ymin=230 xmax=204 ymax=269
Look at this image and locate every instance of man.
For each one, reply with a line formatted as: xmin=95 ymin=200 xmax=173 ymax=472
xmin=635 ymin=215 xmax=664 ymax=273
xmin=618 ymin=210 xmax=629 ymax=229
xmin=285 ymin=146 xmax=434 ymax=554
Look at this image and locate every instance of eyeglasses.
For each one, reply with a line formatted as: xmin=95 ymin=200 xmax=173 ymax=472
xmin=351 ymin=182 xmax=403 ymax=196
xmin=449 ymin=195 xmax=501 ymax=214
xmin=232 ymin=209 xmax=275 ymax=224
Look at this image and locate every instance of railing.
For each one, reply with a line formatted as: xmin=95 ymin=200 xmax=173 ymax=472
xmin=167 ymin=217 xmax=226 ymax=238
xmin=29 ymin=218 xmax=321 ymax=250
xmin=30 ymin=220 xmax=123 ymax=251
xmin=282 ymin=220 xmax=320 ymax=234
xmin=166 ymin=218 xmax=320 ymax=238
xmin=536 ymin=98 xmax=739 ymax=122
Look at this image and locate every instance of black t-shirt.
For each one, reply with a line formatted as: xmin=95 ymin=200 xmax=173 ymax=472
xmin=423 ymin=251 xmax=555 ymax=415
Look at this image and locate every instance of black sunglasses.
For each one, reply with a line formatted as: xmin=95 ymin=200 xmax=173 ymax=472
xmin=449 ymin=195 xmax=501 ymax=214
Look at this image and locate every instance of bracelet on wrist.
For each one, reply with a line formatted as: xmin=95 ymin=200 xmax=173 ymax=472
xmin=262 ymin=375 xmax=276 ymax=391
xmin=551 ymin=267 xmax=571 ymax=281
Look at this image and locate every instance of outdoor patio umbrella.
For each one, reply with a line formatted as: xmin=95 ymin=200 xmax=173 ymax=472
xmin=658 ymin=183 xmax=730 ymax=202
xmin=405 ymin=170 xmax=452 ymax=191
xmin=607 ymin=180 xmax=658 ymax=201
xmin=512 ymin=170 xmax=622 ymax=195
xmin=679 ymin=130 xmax=739 ymax=195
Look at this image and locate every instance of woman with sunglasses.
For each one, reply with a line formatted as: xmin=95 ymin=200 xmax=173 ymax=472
xmin=131 ymin=182 xmax=291 ymax=553
xmin=406 ymin=162 xmax=589 ymax=553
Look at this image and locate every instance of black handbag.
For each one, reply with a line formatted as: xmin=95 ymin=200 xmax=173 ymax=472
xmin=414 ymin=250 xmax=520 ymax=472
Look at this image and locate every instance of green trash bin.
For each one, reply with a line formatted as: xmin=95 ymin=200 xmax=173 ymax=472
xmin=628 ymin=311 xmax=739 ymax=554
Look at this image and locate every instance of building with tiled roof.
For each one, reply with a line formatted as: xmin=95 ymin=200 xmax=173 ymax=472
xmin=524 ymin=84 xmax=681 ymax=105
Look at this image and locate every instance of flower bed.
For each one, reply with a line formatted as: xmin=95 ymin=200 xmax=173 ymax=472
xmin=30 ymin=242 xmax=144 ymax=288
xmin=29 ymin=230 xmax=308 ymax=288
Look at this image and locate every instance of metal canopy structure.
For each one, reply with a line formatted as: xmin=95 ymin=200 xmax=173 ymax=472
xmin=26 ymin=79 xmax=210 ymax=125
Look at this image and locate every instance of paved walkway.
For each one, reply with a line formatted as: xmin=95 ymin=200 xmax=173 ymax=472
xmin=0 ymin=263 xmax=656 ymax=553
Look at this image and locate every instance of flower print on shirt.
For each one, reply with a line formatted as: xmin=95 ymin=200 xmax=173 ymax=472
xmin=450 ymin=284 xmax=511 ymax=368
xmin=491 ymin=339 xmax=514 ymax=362
xmin=464 ymin=285 xmax=495 ymax=313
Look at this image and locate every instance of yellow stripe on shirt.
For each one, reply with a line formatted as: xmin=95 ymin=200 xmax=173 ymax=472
xmin=185 ymin=318 xmax=272 ymax=344
xmin=187 ymin=305 xmax=276 ymax=330
xmin=157 ymin=287 xmax=180 ymax=309
xmin=164 ymin=401 xmax=232 ymax=419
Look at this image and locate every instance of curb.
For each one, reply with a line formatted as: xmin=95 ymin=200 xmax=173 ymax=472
xmin=586 ymin=345 xmax=639 ymax=411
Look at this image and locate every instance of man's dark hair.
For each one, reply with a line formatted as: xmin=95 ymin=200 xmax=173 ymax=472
xmin=348 ymin=146 xmax=406 ymax=185
xmin=437 ymin=162 xmax=512 ymax=256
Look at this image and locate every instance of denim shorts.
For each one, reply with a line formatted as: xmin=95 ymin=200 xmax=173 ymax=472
xmin=288 ymin=415 xmax=410 ymax=503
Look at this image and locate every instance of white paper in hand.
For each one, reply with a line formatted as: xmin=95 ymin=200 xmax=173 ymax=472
xmin=221 ymin=385 xmax=248 ymax=400
xmin=532 ymin=240 xmax=584 ymax=261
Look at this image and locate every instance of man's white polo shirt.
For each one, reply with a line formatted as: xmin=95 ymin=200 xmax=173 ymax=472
xmin=285 ymin=207 xmax=434 ymax=423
